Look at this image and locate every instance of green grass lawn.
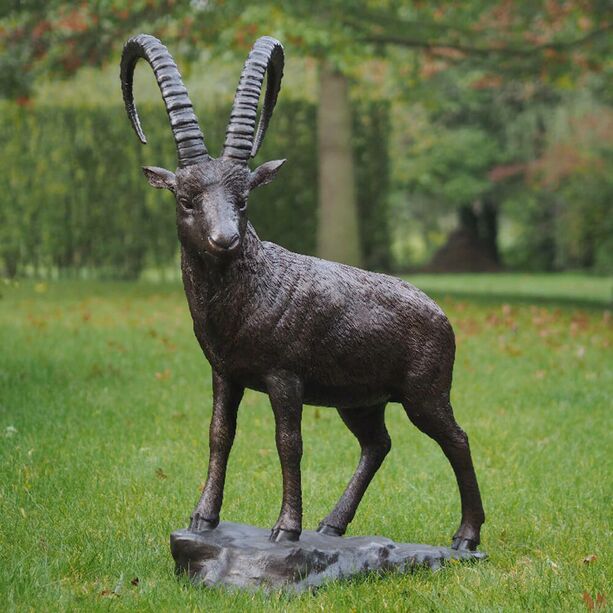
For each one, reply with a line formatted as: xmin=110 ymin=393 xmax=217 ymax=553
xmin=408 ymin=273 xmax=612 ymax=309
xmin=1 ymin=275 xmax=611 ymax=611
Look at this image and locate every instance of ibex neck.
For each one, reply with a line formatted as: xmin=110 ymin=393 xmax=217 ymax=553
xmin=180 ymin=223 xmax=268 ymax=301
xmin=180 ymin=223 xmax=271 ymax=372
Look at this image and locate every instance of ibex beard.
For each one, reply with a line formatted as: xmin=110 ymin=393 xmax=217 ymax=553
xmin=120 ymin=34 xmax=485 ymax=550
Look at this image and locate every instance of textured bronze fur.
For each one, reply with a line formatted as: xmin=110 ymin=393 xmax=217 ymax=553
xmin=121 ymin=35 xmax=485 ymax=550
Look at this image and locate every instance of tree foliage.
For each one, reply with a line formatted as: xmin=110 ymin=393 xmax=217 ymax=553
xmin=1 ymin=1 xmax=610 ymax=100
xmin=0 ymin=99 xmax=390 ymax=278
xmin=0 ymin=1 xmax=611 ymax=272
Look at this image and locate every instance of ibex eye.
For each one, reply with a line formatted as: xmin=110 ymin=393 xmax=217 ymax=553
xmin=238 ymin=201 xmax=247 ymax=212
xmin=179 ymin=197 xmax=193 ymax=210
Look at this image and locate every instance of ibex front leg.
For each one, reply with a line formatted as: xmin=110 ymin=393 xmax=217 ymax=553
xmin=267 ymin=372 xmax=304 ymax=543
xmin=189 ymin=371 xmax=243 ymax=532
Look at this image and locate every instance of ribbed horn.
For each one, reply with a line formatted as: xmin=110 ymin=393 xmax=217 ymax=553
xmin=120 ymin=34 xmax=208 ymax=167
xmin=222 ymin=36 xmax=284 ymax=162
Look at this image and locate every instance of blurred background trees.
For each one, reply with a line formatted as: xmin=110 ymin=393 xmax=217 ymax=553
xmin=0 ymin=0 xmax=611 ymax=278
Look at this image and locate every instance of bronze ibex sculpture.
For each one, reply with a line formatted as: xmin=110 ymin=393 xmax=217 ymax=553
xmin=120 ymin=34 xmax=485 ymax=550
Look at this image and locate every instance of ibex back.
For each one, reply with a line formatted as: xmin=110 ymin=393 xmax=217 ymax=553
xmin=120 ymin=34 xmax=485 ymax=550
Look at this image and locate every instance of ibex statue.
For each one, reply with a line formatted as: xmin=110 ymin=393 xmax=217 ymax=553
xmin=120 ymin=34 xmax=485 ymax=550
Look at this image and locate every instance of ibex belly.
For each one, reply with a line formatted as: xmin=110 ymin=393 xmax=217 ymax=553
xmin=209 ymin=309 xmax=431 ymax=408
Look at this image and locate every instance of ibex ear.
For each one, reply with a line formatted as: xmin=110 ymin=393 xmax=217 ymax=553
xmin=249 ymin=159 xmax=286 ymax=190
xmin=142 ymin=166 xmax=176 ymax=192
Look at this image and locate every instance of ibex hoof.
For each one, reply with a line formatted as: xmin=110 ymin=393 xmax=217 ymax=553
xmin=451 ymin=536 xmax=479 ymax=551
xmin=317 ymin=523 xmax=344 ymax=537
xmin=269 ymin=527 xmax=300 ymax=543
xmin=189 ymin=512 xmax=219 ymax=533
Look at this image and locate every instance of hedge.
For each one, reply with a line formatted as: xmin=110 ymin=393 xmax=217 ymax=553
xmin=0 ymin=100 xmax=389 ymax=279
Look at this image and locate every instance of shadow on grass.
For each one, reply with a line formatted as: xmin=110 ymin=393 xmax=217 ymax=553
xmin=424 ymin=289 xmax=611 ymax=311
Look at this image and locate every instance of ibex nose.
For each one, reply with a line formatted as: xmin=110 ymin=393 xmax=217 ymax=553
xmin=208 ymin=232 xmax=240 ymax=254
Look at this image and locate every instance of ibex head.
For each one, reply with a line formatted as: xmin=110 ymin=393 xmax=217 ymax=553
xmin=120 ymin=35 xmax=285 ymax=259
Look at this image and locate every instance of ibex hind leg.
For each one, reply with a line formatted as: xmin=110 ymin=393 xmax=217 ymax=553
xmin=402 ymin=394 xmax=485 ymax=551
xmin=317 ymin=404 xmax=391 ymax=537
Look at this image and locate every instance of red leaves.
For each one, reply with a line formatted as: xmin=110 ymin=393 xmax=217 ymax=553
xmin=56 ymin=6 xmax=90 ymax=34
xmin=233 ymin=23 xmax=260 ymax=50
xmin=488 ymin=163 xmax=526 ymax=182
xmin=470 ymin=74 xmax=504 ymax=90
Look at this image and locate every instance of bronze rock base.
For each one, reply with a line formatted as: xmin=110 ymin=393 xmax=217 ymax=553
xmin=171 ymin=521 xmax=486 ymax=592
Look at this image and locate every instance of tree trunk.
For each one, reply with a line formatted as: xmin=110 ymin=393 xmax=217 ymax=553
xmin=2 ymin=253 xmax=18 ymax=278
xmin=425 ymin=202 xmax=501 ymax=272
xmin=316 ymin=62 xmax=362 ymax=267
xmin=459 ymin=205 xmax=479 ymax=237
xmin=480 ymin=198 xmax=499 ymax=263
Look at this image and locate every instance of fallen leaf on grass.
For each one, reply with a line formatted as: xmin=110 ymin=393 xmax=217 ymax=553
xmin=155 ymin=369 xmax=171 ymax=381
xmin=500 ymin=341 xmax=522 ymax=356
xmin=160 ymin=336 xmax=177 ymax=351
xmin=485 ymin=312 xmax=501 ymax=327
xmin=130 ymin=577 xmax=139 ymax=586
xmin=27 ymin=314 xmax=47 ymax=329
xmin=517 ymin=556 xmax=533 ymax=566
xmin=457 ymin=318 xmax=481 ymax=336
xmin=534 ymin=370 xmax=546 ymax=379
xmin=571 ymin=312 xmax=590 ymax=333
xmin=100 ymin=589 xmax=118 ymax=598
xmin=155 ymin=467 xmax=168 ymax=480
xmin=570 ymin=321 xmax=581 ymax=336
xmin=583 ymin=591 xmax=607 ymax=610
xmin=107 ymin=340 xmax=126 ymax=353
xmin=88 ymin=363 xmax=120 ymax=379
xmin=89 ymin=364 xmax=102 ymax=378
xmin=583 ymin=554 xmax=597 ymax=564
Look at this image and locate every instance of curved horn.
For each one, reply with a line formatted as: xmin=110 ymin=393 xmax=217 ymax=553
xmin=120 ymin=34 xmax=208 ymax=167
xmin=222 ymin=36 xmax=284 ymax=162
